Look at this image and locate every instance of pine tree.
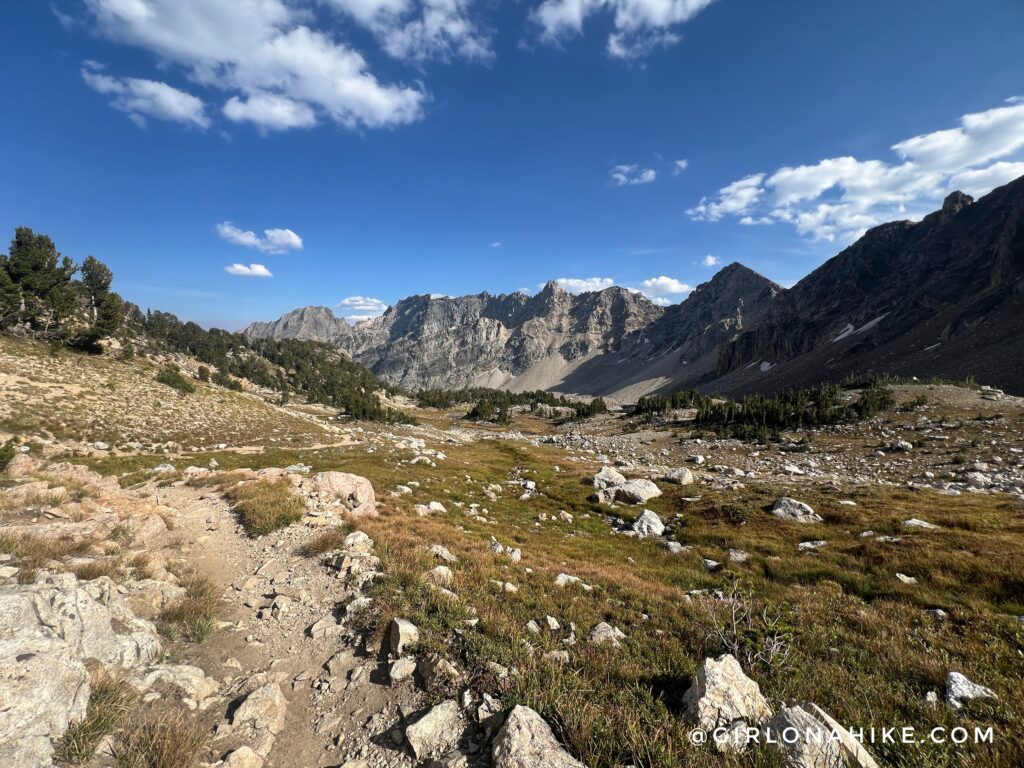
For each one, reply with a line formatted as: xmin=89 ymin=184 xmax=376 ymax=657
xmin=80 ymin=255 xmax=113 ymax=322
xmin=5 ymin=227 xmax=76 ymax=334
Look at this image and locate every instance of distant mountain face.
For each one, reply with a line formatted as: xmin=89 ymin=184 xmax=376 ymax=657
xmin=246 ymin=282 xmax=667 ymax=391
xmin=243 ymin=306 xmax=355 ymax=345
xmin=717 ymin=179 xmax=1024 ymax=395
xmin=246 ymin=175 xmax=1024 ymax=397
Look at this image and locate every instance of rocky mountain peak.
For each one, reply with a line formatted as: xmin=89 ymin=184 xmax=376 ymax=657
xmin=942 ymin=190 xmax=974 ymax=217
xmin=245 ymin=305 xmax=352 ymax=344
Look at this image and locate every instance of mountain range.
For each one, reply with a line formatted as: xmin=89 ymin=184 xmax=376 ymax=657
xmin=245 ymin=175 xmax=1024 ymax=397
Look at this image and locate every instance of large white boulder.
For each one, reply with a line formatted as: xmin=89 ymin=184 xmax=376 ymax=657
xmin=304 ymin=472 xmax=377 ymax=518
xmin=613 ymin=479 xmax=662 ymax=505
xmin=588 ymin=467 xmax=626 ymax=489
xmin=767 ymin=702 xmax=878 ymax=768
xmin=0 ymin=573 xmax=161 ymax=668
xmin=0 ymin=635 xmax=90 ymax=768
xmin=682 ymin=654 xmax=772 ymax=731
xmin=492 ymin=705 xmax=586 ymax=768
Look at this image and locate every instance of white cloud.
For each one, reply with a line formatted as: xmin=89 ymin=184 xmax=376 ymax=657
xmin=224 ymin=263 xmax=272 ymax=277
xmin=610 ymin=164 xmax=656 ymax=186
xmin=531 ymin=0 xmax=716 ymax=59
xmin=702 ymin=254 xmax=719 ymax=266
xmin=687 ymin=173 xmax=765 ymax=221
xmin=673 ymin=158 xmax=688 ymax=175
xmin=489 ymin=241 xmax=502 ymax=248
xmin=326 ymin=0 xmax=492 ymax=63
xmin=81 ymin=64 xmax=208 ymax=128
xmin=553 ymin=277 xmax=615 ymax=293
xmin=81 ymin=0 xmax=425 ymax=132
xmin=687 ymin=99 xmax=1024 ymax=241
xmin=223 ymin=93 xmax=317 ymax=130
xmin=639 ymin=275 xmax=692 ymax=297
xmin=947 ymin=161 xmax=1024 ymax=198
xmin=217 ymin=222 xmax=304 ymax=254
xmin=338 ymin=295 xmax=388 ymax=320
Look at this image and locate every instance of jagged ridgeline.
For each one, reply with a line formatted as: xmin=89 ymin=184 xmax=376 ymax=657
xmin=0 ymin=227 xmax=415 ymax=424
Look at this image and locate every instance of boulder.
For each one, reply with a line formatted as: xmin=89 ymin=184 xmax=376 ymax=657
xmin=588 ymin=467 xmax=626 ymax=489
xmin=631 ymin=510 xmax=665 ymax=538
xmin=405 ymin=700 xmax=464 ymax=760
xmin=682 ymin=654 xmax=772 ymax=731
xmin=661 ymin=468 xmax=694 ymax=485
xmin=770 ymin=498 xmax=823 ymax=524
xmin=588 ymin=622 xmax=626 ymax=647
xmin=389 ymin=657 xmax=417 ymax=685
xmin=130 ymin=663 xmax=218 ymax=706
xmin=223 ymin=746 xmax=264 ymax=768
xmin=492 ymin=705 xmax=586 ymax=768
xmin=233 ymin=682 xmax=287 ymax=735
xmin=4 ymin=453 xmax=42 ymax=479
xmin=767 ymin=702 xmax=878 ymax=768
xmin=946 ymin=671 xmax=997 ymax=710
xmin=0 ymin=635 xmax=90 ymax=768
xmin=0 ymin=573 xmax=161 ymax=668
xmin=304 ymin=472 xmax=377 ymax=518
xmin=388 ymin=618 xmax=420 ymax=656
xmin=613 ymin=479 xmax=662 ymax=505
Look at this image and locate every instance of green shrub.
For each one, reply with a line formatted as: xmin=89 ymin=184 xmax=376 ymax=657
xmin=155 ymin=365 xmax=194 ymax=394
xmin=0 ymin=440 xmax=15 ymax=472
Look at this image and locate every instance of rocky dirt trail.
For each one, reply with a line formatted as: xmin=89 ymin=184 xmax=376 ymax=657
xmin=146 ymin=480 xmax=431 ymax=768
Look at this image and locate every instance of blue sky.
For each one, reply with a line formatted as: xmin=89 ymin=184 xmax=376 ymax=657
xmin=2 ymin=1 xmax=1023 ymax=329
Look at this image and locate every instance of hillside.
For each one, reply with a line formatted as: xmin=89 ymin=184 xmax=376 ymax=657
xmin=2 ymin=335 xmax=1022 ymax=768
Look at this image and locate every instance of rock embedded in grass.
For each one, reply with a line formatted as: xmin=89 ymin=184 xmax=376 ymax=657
xmin=946 ymin=671 xmax=997 ymax=710
xmin=492 ymin=705 xmax=586 ymax=768
xmin=767 ymin=702 xmax=879 ymax=768
xmin=388 ymin=618 xmax=419 ymax=656
xmin=682 ymin=653 xmax=773 ymax=731
xmin=631 ymin=509 xmax=665 ymax=538
xmin=588 ymin=622 xmax=626 ymax=647
xmin=660 ymin=467 xmax=695 ymax=485
xmin=770 ymin=497 xmax=823 ymax=523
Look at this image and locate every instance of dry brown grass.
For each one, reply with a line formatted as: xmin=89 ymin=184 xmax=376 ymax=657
xmin=56 ymin=668 xmax=139 ymax=764
xmin=71 ymin=557 xmax=126 ymax=582
xmin=299 ymin=522 xmax=354 ymax=557
xmin=0 ymin=532 xmax=93 ymax=583
xmin=113 ymin=709 xmax=207 ymax=768
xmin=225 ymin=478 xmax=306 ymax=536
xmin=158 ymin=576 xmax=219 ymax=643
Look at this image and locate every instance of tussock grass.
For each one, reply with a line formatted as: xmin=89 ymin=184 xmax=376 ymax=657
xmin=0 ymin=532 xmax=92 ymax=583
xmin=113 ymin=710 xmax=207 ymax=768
xmin=226 ymin=478 xmax=305 ymax=536
xmin=158 ymin=576 xmax=219 ymax=643
xmin=71 ymin=557 xmax=126 ymax=582
xmin=56 ymin=669 xmax=139 ymax=764
xmin=300 ymin=523 xmax=354 ymax=557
